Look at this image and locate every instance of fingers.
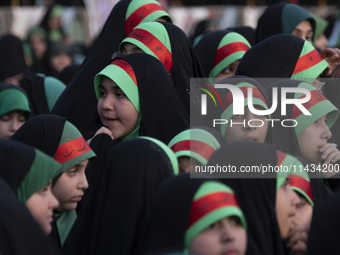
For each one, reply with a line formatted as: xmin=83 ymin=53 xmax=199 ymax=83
xmin=319 ymin=144 xmax=340 ymax=165
xmin=87 ymin=126 xmax=114 ymax=145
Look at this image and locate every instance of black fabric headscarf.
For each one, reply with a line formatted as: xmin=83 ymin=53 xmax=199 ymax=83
xmin=208 ymin=142 xmax=292 ymax=255
xmin=235 ymin=34 xmax=328 ymax=86
xmin=143 ymin=174 xmax=208 ymax=254
xmin=228 ymin=26 xmax=255 ymax=46
xmin=0 ymin=177 xmax=60 ymax=255
xmin=57 ymin=64 xmax=80 ymax=86
xmin=255 ymin=3 xmax=316 ymax=44
xmin=62 ymin=137 xmax=175 ymax=255
xmin=307 ymin=191 xmax=340 ymax=255
xmin=0 ymin=34 xmax=30 ymax=82
xmin=19 ymin=74 xmax=50 ymax=115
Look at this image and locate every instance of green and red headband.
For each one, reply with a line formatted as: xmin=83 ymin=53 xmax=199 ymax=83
xmin=292 ymin=82 xmax=339 ymax=137
xmin=184 ymin=181 xmax=246 ymax=251
xmin=168 ymin=129 xmax=222 ymax=166
xmin=210 ymin=32 xmax=251 ymax=78
xmin=53 ymin=121 xmax=96 ymax=174
xmin=120 ymin=22 xmax=173 ymax=73
xmin=125 ymin=0 xmax=172 ymax=36
xmin=291 ymin=40 xmax=328 ymax=82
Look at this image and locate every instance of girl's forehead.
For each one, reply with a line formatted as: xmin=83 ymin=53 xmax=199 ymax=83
xmin=101 ymin=76 xmax=120 ymax=89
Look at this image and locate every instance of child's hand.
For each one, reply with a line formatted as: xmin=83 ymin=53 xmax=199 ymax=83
xmin=318 ymin=143 xmax=340 ymax=178
xmin=87 ymin=126 xmax=114 ymax=144
xmin=286 ymin=222 xmax=309 ymax=255
xmin=321 ymin=47 xmax=340 ymax=76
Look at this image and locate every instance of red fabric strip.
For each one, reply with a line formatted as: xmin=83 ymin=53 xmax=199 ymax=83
xmin=213 ymin=42 xmax=249 ymax=68
xmin=289 ymin=174 xmax=313 ymax=203
xmin=126 ymin=28 xmax=173 ymax=72
xmin=276 ymin=150 xmax=286 ymax=167
xmin=110 ymin=59 xmax=137 ymax=86
xmin=188 ymin=191 xmax=240 ymax=228
xmin=222 ymin=86 xmax=267 ymax=113
xmin=170 ymin=140 xmax=216 ymax=161
xmin=293 ymin=49 xmax=324 ymax=75
xmin=291 ymin=90 xmax=326 ymax=119
xmin=54 ymin=137 xmax=92 ymax=164
xmin=125 ymin=3 xmax=165 ymax=36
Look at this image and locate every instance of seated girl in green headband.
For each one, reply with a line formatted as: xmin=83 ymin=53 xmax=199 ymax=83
xmin=0 ymin=83 xmax=31 ymax=139
xmin=143 ymin=174 xmax=247 ymax=255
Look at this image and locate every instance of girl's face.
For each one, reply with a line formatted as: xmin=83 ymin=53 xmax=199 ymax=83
xmin=30 ymin=34 xmax=47 ymax=58
xmin=297 ymin=115 xmax=332 ymax=164
xmin=121 ymin=43 xmax=144 ymax=55
xmin=0 ymin=111 xmax=26 ymax=139
xmin=177 ymin=156 xmax=202 ymax=173
xmin=52 ymin=159 xmax=89 ymax=212
xmin=97 ymin=77 xmax=139 ymax=139
xmin=225 ymin=107 xmax=268 ymax=143
xmin=190 ymin=216 xmax=247 ymax=255
xmin=275 ymin=179 xmax=299 ymax=239
xmin=50 ymin=53 xmax=72 ymax=74
xmin=26 ymin=181 xmax=59 ymax=234
xmin=215 ymin=60 xmax=240 ymax=81
xmin=291 ymin=20 xmax=313 ymax=43
xmin=293 ymin=195 xmax=313 ymax=227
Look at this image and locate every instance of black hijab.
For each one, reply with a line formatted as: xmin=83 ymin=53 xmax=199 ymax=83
xmin=143 ymin=174 xmax=209 ymax=254
xmin=235 ymin=34 xmax=328 ymax=86
xmin=255 ymin=3 xmax=316 ymax=44
xmin=0 ymin=177 xmax=60 ymax=255
xmin=0 ymin=34 xmax=30 ymax=82
xmin=62 ymin=137 xmax=175 ymax=255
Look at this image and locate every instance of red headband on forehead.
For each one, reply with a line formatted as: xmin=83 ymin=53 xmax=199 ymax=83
xmin=126 ymin=28 xmax=173 ymax=72
xmin=54 ymin=137 xmax=92 ymax=164
xmin=170 ymin=140 xmax=215 ymax=161
xmin=222 ymin=86 xmax=267 ymax=113
xmin=213 ymin=42 xmax=249 ymax=68
xmin=293 ymin=49 xmax=324 ymax=75
xmin=110 ymin=58 xmax=138 ymax=86
xmin=291 ymin=90 xmax=326 ymax=119
xmin=289 ymin=174 xmax=313 ymax=203
xmin=188 ymin=191 xmax=240 ymax=229
xmin=125 ymin=3 xmax=165 ymax=36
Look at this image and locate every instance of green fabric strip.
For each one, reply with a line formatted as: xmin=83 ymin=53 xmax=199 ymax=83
xmin=210 ymin=32 xmax=251 ymax=78
xmin=276 ymin=153 xmax=299 ymax=190
xmin=291 ymin=41 xmax=328 ymax=81
xmin=168 ymin=128 xmax=222 ymax=166
xmin=17 ymin=148 xmax=61 ymax=203
xmin=281 ymin=3 xmax=314 ymax=34
xmin=125 ymin=0 xmax=172 ymax=23
xmin=311 ymin=13 xmax=328 ymax=42
xmin=119 ymin=21 xmax=172 ymax=57
xmin=293 ymin=82 xmax=339 ymax=137
xmin=57 ymin=121 xmax=96 ymax=174
xmin=141 ymin=136 xmax=178 ymax=175
xmin=38 ymin=74 xmax=66 ymax=112
xmin=56 ymin=210 xmax=77 ymax=245
xmin=0 ymin=88 xmax=31 ymax=117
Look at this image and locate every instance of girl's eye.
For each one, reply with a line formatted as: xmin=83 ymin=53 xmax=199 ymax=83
xmin=68 ymin=169 xmax=77 ymax=176
xmin=99 ymin=90 xmax=107 ymax=97
xmin=296 ymin=202 xmax=306 ymax=209
xmin=0 ymin=115 xmax=10 ymax=121
xmin=223 ymin=67 xmax=232 ymax=74
xmin=207 ymin=222 xmax=217 ymax=230
xmin=116 ymin=91 xmax=126 ymax=98
xmin=229 ymin=216 xmax=242 ymax=226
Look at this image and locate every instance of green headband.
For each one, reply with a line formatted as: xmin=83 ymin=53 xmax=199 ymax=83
xmin=0 ymin=88 xmax=31 ymax=118
xmin=184 ymin=181 xmax=246 ymax=252
xmin=210 ymin=32 xmax=251 ymax=78
xmin=141 ymin=136 xmax=178 ymax=175
xmin=291 ymin=40 xmax=328 ymax=82
xmin=119 ymin=21 xmax=172 ymax=66
xmin=168 ymin=129 xmax=222 ymax=166
xmin=293 ymin=82 xmax=339 ymax=137
xmin=18 ymin=148 xmax=61 ymax=203
xmin=221 ymin=82 xmax=269 ymax=137
xmin=54 ymin=121 xmax=96 ymax=174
